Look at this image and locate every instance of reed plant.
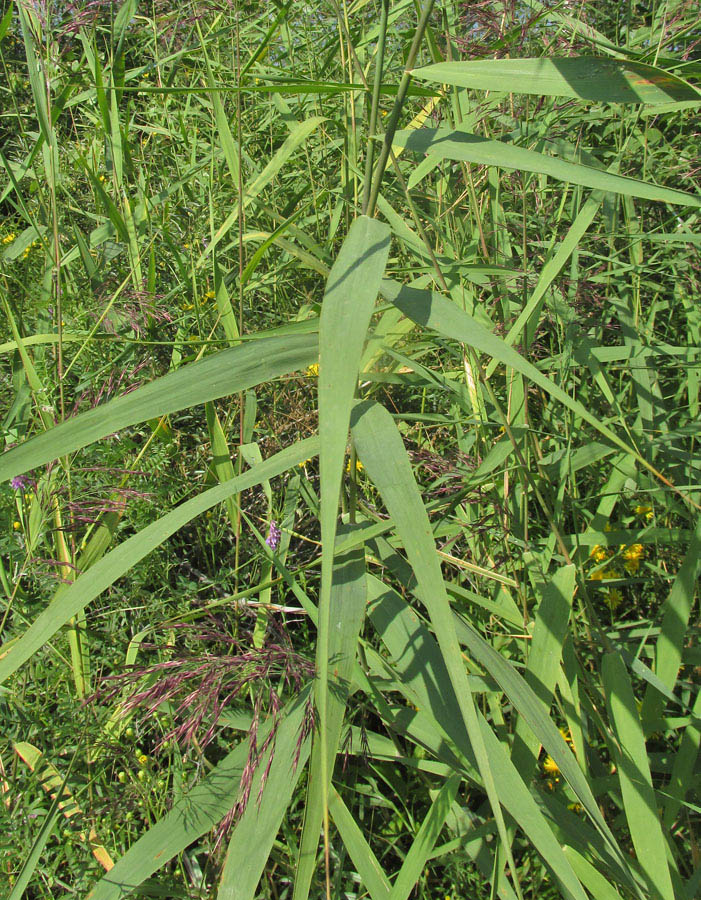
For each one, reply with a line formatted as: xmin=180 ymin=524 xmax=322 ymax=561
xmin=1 ymin=0 xmax=700 ymax=897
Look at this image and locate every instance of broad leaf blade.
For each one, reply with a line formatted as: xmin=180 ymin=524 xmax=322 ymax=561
xmin=294 ymin=525 xmax=368 ymax=900
xmin=413 ymin=58 xmax=701 ymax=104
xmin=316 ymin=216 xmax=389 ymax=862
xmin=351 ymin=399 xmax=550 ymax=900
xmin=602 ymin=653 xmax=675 ymax=900
xmin=390 ymin=128 xmax=701 ymax=207
xmin=0 ymin=438 xmax=318 ymax=685
xmin=0 ymin=333 xmax=318 ymax=483
xmin=217 ymin=689 xmax=312 ymax=900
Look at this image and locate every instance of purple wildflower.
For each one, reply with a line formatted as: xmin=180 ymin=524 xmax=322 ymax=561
xmin=265 ymin=521 xmax=281 ymax=551
xmin=11 ymin=475 xmax=31 ymax=491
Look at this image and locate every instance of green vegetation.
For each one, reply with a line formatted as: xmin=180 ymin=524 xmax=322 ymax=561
xmin=1 ymin=0 xmax=700 ymax=897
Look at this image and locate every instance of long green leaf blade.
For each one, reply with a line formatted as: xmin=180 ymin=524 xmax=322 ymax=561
xmin=0 ymin=437 xmax=318 ymax=685
xmin=390 ymin=128 xmax=701 ymax=207
xmin=316 ymin=215 xmax=389 ymax=877
xmin=413 ymin=58 xmax=701 ymax=104
xmin=602 ymin=653 xmax=675 ymax=900
xmin=0 ymin=333 xmax=318 ymax=483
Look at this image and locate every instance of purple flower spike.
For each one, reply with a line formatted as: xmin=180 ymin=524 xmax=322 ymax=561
xmin=11 ymin=475 xmax=31 ymax=491
xmin=265 ymin=521 xmax=281 ymax=551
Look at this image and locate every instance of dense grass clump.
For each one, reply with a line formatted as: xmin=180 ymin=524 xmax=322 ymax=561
xmin=1 ymin=0 xmax=700 ymax=897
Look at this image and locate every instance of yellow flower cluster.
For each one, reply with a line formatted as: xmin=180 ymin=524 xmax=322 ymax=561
xmin=589 ymin=538 xmax=644 ymax=579
xmin=634 ymin=504 xmax=653 ymax=521
xmin=541 ymin=728 xmax=574 ymax=789
xmin=22 ymin=239 xmax=40 ymax=259
xmin=346 ymin=457 xmax=364 ymax=474
xmin=543 ymin=755 xmax=559 ymax=775
xmin=621 ymin=542 xmax=644 ymax=574
xmin=306 ymin=362 xmax=319 ymax=377
xmin=590 ymin=545 xmax=608 ymax=563
xmin=588 ymin=532 xmax=647 ymax=613
xmin=2 ymin=232 xmax=16 ymax=245
xmin=182 ymin=290 xmax=214 ymax=312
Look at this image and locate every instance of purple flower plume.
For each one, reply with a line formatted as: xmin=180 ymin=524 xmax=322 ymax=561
xmin=265 ymin=521 xmax=281 ymax=551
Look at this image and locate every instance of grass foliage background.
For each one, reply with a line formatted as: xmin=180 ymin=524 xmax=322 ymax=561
xmin=0 ymin=0 xmax=700 ymax=897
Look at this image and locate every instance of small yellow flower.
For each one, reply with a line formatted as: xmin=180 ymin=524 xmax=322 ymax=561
xmin=346 ymin=457 xmax=364 ymax=474
xmin=1 ymin=232 xmax=16 ymax=244
xmin=623 ymin=543 xmax=644 ymax=561
xmin=298 ymin=457 xmax=314 ymax=468
xmin=623 ymin=557 xmax=640 ymax=575
xmin=203 ymin=290 xmax=215 ymax=301
xmin=13 ymin=520 xmax=21 ymax=530
xmin=567 ymin=802 xmax=583 ymax=813
xmin=543 ymin=755 xmax=559 ymax=775
xmin=589 ymin=544 xmax=608 ymax=563
xmin=137 ymin=753 xmax=149 ymax=767
xmin=559 ymin=727 xmax=574 ymax=747
xmin=605 ymin=588 xmax=623 ymax=611
xmin=305 ymin=362 xmax=319 ymax=377
xmin=634 ymin=504 xmax=653 ymax=521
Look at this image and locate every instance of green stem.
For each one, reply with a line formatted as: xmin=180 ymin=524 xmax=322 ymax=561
xmin=366 ymin=0 xmax=436 ymax=217
xmin=361 ymin=0 xmax=389 ymax=215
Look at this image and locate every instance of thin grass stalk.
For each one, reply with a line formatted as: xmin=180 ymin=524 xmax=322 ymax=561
xmin=366 ymin=0 xmax=437 ymax=217
xmin=360 ymin=0 xmax=389 ymax=215
xmin=234 ymin=3 xmax=245 ymax=592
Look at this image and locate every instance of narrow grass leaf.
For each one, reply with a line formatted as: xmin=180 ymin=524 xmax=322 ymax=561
xmin=412 ymin=58 xmax=701 ymax=104
xmin=561 ymin=847 xmax=625 ymax=900
xmin=200 ymin=117 xmax=326 ymax=264
xmin=352 ymin=399 xmax=530 ymax=900
xmin=294 ymin=525 xmax=368 ymax=900
xmin=0 ymin=333 xmax=318 ymax=483
xmin=511 ymin=566 xmax=575 ymax=776
xmin=390 ymin=129 xmax=701 ymax=207
xmin=365 ymin=577 xmax=591 ymax=899
xmin=388 ymin=774 xmax=461 ymax=900
xmin=7 ymin=805 xmax=61 ymax=900
xmin=641 ymin=517 xmax=701 ymax=725
xmin=602 ymin=653 xmax=675 ymax=900
xmin=216 ymin=689 xmax=312 ymax=900
xmin=380 ymin=280 xmax=681 ymax=496
xmin=87 ymin=690 xmax=310 ymax=900
xmin=328 ymin=787 xmax=391 ymax=900
xmin=0 ymin=437 xmax=318 ymax=685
